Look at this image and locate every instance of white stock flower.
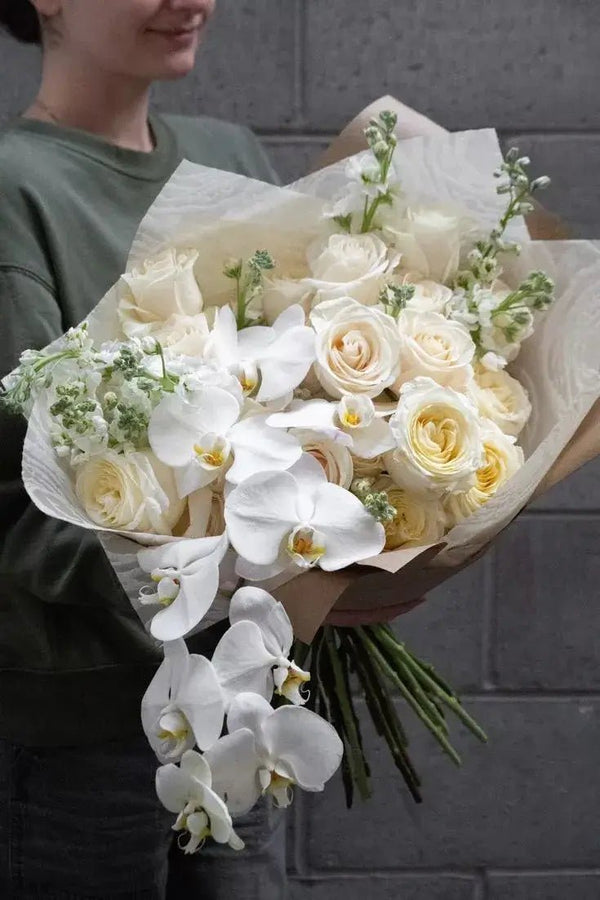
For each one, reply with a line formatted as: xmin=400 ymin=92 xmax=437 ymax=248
xmin=118 ymin=248 xmax=203 ymax=337
xmin=204 ymin=693 xmax=343 ymax=814
xmin=472 ymin=285 xmax=534 ymax=364
xmin=304 ymin=232 xmax=394 ymax=306
xmin=225 ymin=453 xmax=385 ymax=581
xmin=372 ymin=476 xmax=446 ymax=550
xmin=381 ymin=205 xmax=462 ymax=284
xmin=310 ymin=297 xmax=402 ymax=398
xmin=267 ymin=395 xmax=395 ymax=460
xmin=75 ymin=449 xmax=185 ymax=534
xmin=396 ymin=309 xmax=476 ymax=392
xmin=211 ymin=587 xmax=310 ymax=708
xmin=148 ymin=385 xmax=300 ymax=497
xmin=141 ymin=640 xmax=225 ymax=763
xmin=205 ymin=305 xmax=316 ymax=402
xmin=384 ymin=377 xmax=484 ymax=495
xmin=137 ymin=533 xmax=228 ymax=640
xmin=467 ymin=365 xmax=531 ymax=437
xmin=156 ymin=751 xmax=244 ymax=854
xmin=445 ymin=420 xmax=524 ymax=525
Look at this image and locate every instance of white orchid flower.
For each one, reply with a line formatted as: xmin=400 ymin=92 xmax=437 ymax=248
xmin=156 ymin=750 xmax=244 ymax=854
xmin=211 ymin=586 xmax=310 ymax=708
xmin=204 ymin=304 xmax=316 ymax=402
xmin=225 ymin=453 xmax=386 ymax=581
xmin=137 ymin=533 xmax=228 ymax=640
xmin=204 ymin=693 xmax=343 ymax=814
xmin=141 ymin=639 xmax=225 ymax=763
xmin=148 ymin=384 xmax=301 ymax=497
xmin=267 ymin=394 xmax=396 ymax=459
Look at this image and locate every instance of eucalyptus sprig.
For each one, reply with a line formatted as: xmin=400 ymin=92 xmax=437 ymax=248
xmin=224 ymin=249 xmax=275 ymax=330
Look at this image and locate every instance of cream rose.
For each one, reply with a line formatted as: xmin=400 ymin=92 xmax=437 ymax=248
xmin=372 ymin=476 xmax=446 ymax=550
xmin=305 ymin=233 xmax=393 ymax=306
xmin=384 ymin=377 xmax=484 ymax=494
xmin=391 ymin=271 xmax=453 ymax=314
xmin=75 ymin=450 xmax=185 ymax=534
xmin=118 ymin=248 xmax=203 ymax=336
xmin=293 ymin=428 xmax=354 ymax=488
xmin=310 ymin=297 xmax=402 ymax=398
xmin=396 ymin=309 xmax=475 ymax=391
xmin=351 ymin=454 xmax=386 ymax=479
xmin=150 ymin=313 xmax=210 ymax=358
xmin=468 ymin=364 xmax=531 ymax=437
xmin=261 ymin=270 xmax=314 ymax=325
xmin=383 ymin=206 xmax=462 ymax=284
xmin=183 ymin=484 xmax=226 ymax=538
xmin=445 ymin=420 xmax=524 ymax=525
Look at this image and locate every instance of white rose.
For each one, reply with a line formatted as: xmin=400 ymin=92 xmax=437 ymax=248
xmin=372 ymin=475 xmax=446 ymax=550
xmin=118 ymin=248 xmax=203 ymax=336
xmin=391 ymin=271 xmax=453 ymax=314
xmin=261 ymin=270 xmax=314 ymax=325
xmin=382 ymin=206 xmax=462 ymax=284
xmin=182 ymin=484 xmax=226 ymax=538
xmin=396 ymin=309 xmax=475 ymax=392
xmin=149 ymin=313 xmax=210 ymax=358
xmin=310 ymin=297 xmax=402 ymax=398
xmin=445 ymin=420 xmax=524 ymax=525
xmin=293 ymin=428 xmax=354 ymax=488
xmin=467 ymin=364 xmax=531 ymax=437
xmin=75 ymin=450 xmax=185 ymax=534
xmin=305 ymin=233 xmax=393 ymax=306
xmin=384 ymin=377 xmax=484 ymax=494
xmin=351 ymin=453 xmax=387 ymax=479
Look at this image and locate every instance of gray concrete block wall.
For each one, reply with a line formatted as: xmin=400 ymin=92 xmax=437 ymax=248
xmin=1 ymin=1 xmax=599 ymax=896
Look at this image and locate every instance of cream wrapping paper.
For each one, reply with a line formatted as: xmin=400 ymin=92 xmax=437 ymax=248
xmin=18 ymin=98 xmax=600 ymax=643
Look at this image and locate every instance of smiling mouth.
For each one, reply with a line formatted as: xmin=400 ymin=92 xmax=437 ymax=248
xmin=148 ymin=15 xmax=206 ymax=38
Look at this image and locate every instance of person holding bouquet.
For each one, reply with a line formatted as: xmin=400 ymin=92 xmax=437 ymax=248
xmin=0 ymin=2 xmax=286 ymax=897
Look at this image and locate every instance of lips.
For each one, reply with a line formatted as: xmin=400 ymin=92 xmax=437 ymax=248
xmin=149 ymin=13 xmax=206 ymax=37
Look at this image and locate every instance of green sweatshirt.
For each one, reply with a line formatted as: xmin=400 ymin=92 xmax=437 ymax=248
xmin=0 ymin=112 xmax=279 ymax=746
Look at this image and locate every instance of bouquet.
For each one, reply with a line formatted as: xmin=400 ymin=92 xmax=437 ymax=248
xmin=3 ymin=101 xmax=599 ymax=853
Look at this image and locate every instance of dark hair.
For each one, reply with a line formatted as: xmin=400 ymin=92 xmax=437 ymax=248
xmin=0 ymin=1 xmax=41 ymax=45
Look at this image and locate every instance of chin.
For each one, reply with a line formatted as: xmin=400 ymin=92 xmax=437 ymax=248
xmin=156 ymin=56 xmax=198 ymax=80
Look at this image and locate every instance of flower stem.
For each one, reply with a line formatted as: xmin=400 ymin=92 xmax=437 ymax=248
xmin=357 ymin=627 xmax=462 ymax=766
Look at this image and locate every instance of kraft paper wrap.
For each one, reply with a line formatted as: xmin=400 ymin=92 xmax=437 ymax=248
xmin=273 ymin=96 xmax=600 ymax=642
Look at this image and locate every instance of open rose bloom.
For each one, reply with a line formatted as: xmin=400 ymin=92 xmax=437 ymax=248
xmin=5 ymin=97 xmax=600 ymax=841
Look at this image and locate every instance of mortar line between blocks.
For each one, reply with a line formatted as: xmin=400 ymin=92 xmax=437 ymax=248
xmin=289 ymin=869 xmax=482 ymax=880
xmin=486 ymin=867 xmax=600 ymax=876
xmin=292 ymin=0 xmax=306 ymax=128
xmin=292 ymin=789 xmax=310 ymax=877
xmin=480 ymin=548 xmax=496 ymax=691
xmin=474 ymin=869 xmax=487 ymax=900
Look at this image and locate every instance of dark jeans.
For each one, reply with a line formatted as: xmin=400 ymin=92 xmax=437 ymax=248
xmin=0 ymin=736 xmax=287 ymax=899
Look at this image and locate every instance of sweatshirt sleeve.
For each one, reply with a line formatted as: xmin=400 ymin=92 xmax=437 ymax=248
xmin=0 ymin=266 xmax=129 ymax=609
xmin=237 ymin=126 xmax=282 ymax=187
